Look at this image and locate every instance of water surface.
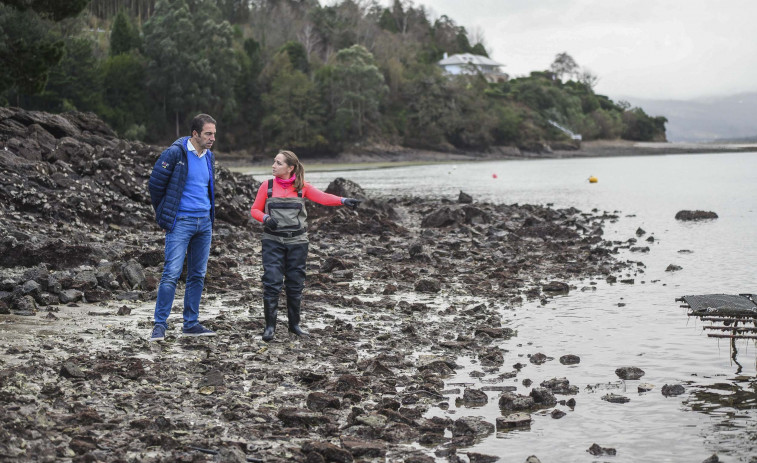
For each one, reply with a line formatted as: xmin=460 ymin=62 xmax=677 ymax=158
xmin=298 ymin=152 xmax=757 ymax=462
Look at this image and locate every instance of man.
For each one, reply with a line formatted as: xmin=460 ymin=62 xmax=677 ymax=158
xmin=147 ymin=114 xmax=217 ymax=341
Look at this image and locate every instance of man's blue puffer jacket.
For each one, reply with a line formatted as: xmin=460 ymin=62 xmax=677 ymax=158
xmin=148 ymin=137 xmax=215 ymax=231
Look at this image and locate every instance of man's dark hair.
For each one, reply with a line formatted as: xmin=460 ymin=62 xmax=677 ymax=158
xmin=190 ymin=114 xmax=216 ymax=135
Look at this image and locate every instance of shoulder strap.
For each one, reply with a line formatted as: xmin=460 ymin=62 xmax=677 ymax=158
xmin=297 ymin=188 xmax=303 ymax=198
xmin=267 ymin=179 xmax=273 ymax=198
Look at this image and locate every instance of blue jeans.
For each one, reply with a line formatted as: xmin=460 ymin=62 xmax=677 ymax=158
xmin=154 ymin=215 xmax=212 ymax=330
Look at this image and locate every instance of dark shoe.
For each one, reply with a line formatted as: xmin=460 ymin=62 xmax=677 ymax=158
xmin=182 ymin=324 xmax=216 ymax=337
xmin=287 ymin=296 xmax=310 ymax=337
xmin=149 ymin=324 xmax=166 ymax=342
xmin=262 ymin=298 xmax=278 ymax=342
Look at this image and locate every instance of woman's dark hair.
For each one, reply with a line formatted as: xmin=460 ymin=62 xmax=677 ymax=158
xmin=278 ymin=150 xmax=304 ymax=190
xmin=190 ymin=114 xmax=216 ymax=135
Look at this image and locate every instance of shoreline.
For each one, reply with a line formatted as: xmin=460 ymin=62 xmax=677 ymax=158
xmin=219 ymin=140 xmax=757 ymax=173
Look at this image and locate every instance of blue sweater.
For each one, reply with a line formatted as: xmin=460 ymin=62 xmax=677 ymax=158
xmin=148 ymin=137 xmax=215 ymax=231
xmin=178 ymin=148 xmax=211 ymax=216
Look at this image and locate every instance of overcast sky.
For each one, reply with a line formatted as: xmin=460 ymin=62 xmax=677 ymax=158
xmin=409 ymin=0 xmax=757 ymax=101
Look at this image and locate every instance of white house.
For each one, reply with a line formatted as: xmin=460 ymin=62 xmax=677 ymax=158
xmin=438 ymin=53 xmax=507 ymax=82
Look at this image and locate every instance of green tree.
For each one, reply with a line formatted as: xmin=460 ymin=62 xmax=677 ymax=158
xmin=2 ymin=0 xmax=89 ymax=21
xmin=229 ymin=37 xmax=264 ymax=147
xmin=278 ymin=41 xmax=310 ymax=74
xmin=101 ymin=51 xmax=148 ymax=137
xmin=142 ymin=0 xmax=239 ymax=138
xmin=261 ymin=53 xmax=326 ymax=154
xmin=549 ymin=52 xmax=578 ymax=82
xmin=0 ymin=0 xmax=89 ymax=101
xmin=329 ymin=44 xmax=387 ymax=140
xmin=34 ymin=36 xmax=103 ymax=112
xmin=110 ymin=8 xmax=141 ymax=56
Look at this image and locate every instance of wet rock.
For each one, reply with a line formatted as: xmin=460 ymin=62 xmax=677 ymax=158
xmin=401 ymin=454 xmax=435 ymax=463
xmin=587 ymin=443 xmax=617 ymax=456
xmin=638 ymin=383 xmax=654 ymax=392
xmin=559 ymin=354 xmax=580 ymax=365
xmin=216 ymin=446 xmax=248 ymax=463
xmin=529 ymin=353 xmax=549 ymax=365
xmin=340 ymin=436 xmax=386 ymax=458
xmin=458 ymin=190 xmax=473 ymax=204
xmin=301 ymin=441 xmax=353 ymax=463
xmin=307 ymin=392 xmax=341 ymax=412
xmin=630 ymin=246 xmax=649 ymax=253
xmin=530 ymin=387 xmax=557 ymax=406
xmin=414 ymin=278 xmax=441 ymax=293
xmin=525 ymin=456 xmax=542 ymax=463
xmin=665 ymin=264 xmax=682 ymax=272
xmin=72 ymin=270 xmax=98 ymax=290
xmin=498 ymin=392 xmax=535 ymax=411
xmin=417 ymin=359 xmax=457 ymax=376
xmin=636 ymin=227 xmax=646 ymax=236
xmin=701 ymin=454 xmax=719 ymax=463
xmin=421 ymin=206 xmax=465 ymax=228
xmin=462 ymin=388 xmax=489 ymax=406
xmin=408 ymin=241 xmax=424 ymax=257
xmin=321 ymin=256 xmax=348 ymax=273
xmin=542 ymin=281 xmax=569 ymax=293
xmin=451 ymin=416 xmax=495 ymax=438
xmin=11 ymin=295 xmax=37 ymax=315
xmin=278 ymin=408 xmax=329 ymax=428
xmin=84 ymin=287 xmax=111 ymax=302
xmin=467 ymin=452 xmax=499 ymax=463
xmin=462 ymin=205 xmax=490 ymax=225
xmin=540 ymin=378 xmax=578 ymax=395
xmin=474 ymin=326 xmax=514 ymax=339
xmin=121 ymin=260 xmax=146 ymax=289
xmin=496 ymin=413 xmax=531 ymax=430
xmin=675 ymin=210 xmax=718 ymax=221
xmin=601 ymin=393 xmax=630 ymax=404
xmin=59 ymin=289 xmax=83 ymax=304
xmin=199 ymin=368 xmax=225 ymax=387
xmin=550 ymin=409 xmax=566 ymax=419
xmin=662 ymin=384 xmax=686 ymax=397
xmin=18 ymin=279 xmax=42 ymax=299
xmin=60 ymin=361 xmax=85 ymax=379
xmin=615 ymin=366 xmax=645 ymax=380
xmin=68 ymin=436 xmax=97 ymax=455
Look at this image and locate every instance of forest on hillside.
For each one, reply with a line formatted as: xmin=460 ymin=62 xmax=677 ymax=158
xmin=0 ymin=0 xmax=667 ymax=156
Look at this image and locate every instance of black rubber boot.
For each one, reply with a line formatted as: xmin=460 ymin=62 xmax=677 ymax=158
xmin=287 ymin=296 xmax=309 ymax=337
xmin=262 ymin=298 xmax=278 ymax=342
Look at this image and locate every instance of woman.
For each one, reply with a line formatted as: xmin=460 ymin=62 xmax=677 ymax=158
xmin=250 ymin=150 xmax=360 ymax=342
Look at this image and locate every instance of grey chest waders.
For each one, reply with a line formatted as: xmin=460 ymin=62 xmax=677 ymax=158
xmin=261 ymin=179 xmax=310 ymax=341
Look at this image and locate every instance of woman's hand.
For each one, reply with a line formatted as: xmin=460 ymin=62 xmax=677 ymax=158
xmin=342 ymin=198 xmax=361 ymax=209
xmin=264 ymin=215 xmax=279 ymax=230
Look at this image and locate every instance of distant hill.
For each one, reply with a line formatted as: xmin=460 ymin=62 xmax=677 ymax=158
xmin=621 ymin=92 xmax=757 ymax=142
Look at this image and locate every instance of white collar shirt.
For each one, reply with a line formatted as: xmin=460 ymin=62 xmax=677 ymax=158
xmin=187 ymin=138 xmax=207 ymax=158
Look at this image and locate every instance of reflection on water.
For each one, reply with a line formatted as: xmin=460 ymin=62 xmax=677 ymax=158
xmin=301 ymin=152 xmax=757 ymax=462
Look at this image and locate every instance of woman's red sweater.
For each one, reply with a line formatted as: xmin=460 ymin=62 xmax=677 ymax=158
xmin=250 ymin=180 xmax=343 ymax=223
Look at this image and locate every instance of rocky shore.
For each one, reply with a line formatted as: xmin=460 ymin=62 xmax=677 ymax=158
xmin=221 ymin=138 xmax=757 ymax=168
xmin=1 ymin=108 xmax=633 ymax=462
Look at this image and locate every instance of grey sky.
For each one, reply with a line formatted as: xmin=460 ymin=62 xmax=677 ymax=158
xmin=411 ymin=0 xmax=757 ymax=100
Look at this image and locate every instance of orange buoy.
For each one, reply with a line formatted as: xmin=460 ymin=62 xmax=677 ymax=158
xmin=588 ymin=175 xmax=598 ymax=183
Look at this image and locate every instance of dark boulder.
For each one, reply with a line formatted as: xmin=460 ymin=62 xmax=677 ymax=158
xmin=675 ymin=210 xmax=718 ymax=221
xmin=421 ymin=206 xmax=465 ymax=228
xmin=615 ymin=366 xmax=645 ymax=380
xmin=662 ymin=384 xmax=686 ymax=397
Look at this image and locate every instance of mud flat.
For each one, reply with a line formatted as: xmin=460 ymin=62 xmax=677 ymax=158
xmin=0 ymin=108 xmax=633 ymax=462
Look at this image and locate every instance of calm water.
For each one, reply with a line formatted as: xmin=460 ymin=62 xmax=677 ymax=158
xmin=258 ymin=152 xmax=757 ymax=462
